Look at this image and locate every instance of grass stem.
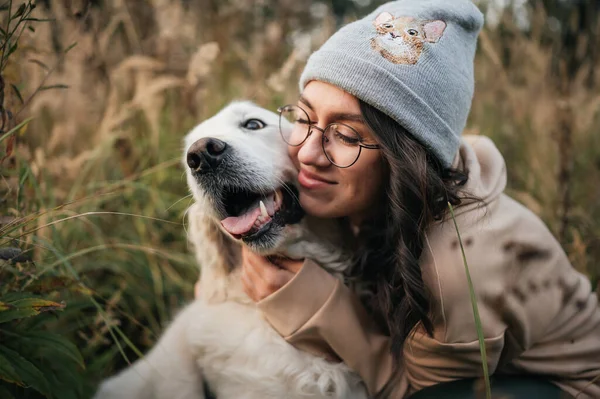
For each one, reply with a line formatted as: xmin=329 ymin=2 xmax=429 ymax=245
xmin=448 ymin=202 xmax=492 ymax=399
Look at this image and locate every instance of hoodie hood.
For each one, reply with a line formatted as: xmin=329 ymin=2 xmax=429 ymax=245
xmin=451 ymin=135 xmax=507 ymax=215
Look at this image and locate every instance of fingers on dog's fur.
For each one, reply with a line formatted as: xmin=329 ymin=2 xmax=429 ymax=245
xmin=241 ymin=267 xmax=257 ymax=301
xmin=241 ymin=251 xmax=293 ymax=301
xmin=251 ymin=256 xmax=287 ymax=290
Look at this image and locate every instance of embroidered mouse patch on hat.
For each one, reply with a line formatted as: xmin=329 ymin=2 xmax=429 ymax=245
xmin=370 ymin=12 xmax=446 ymax=65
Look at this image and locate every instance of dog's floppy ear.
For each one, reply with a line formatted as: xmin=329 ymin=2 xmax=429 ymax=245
xmin=373 ymin=11 xmax=394 ymax=27
xmin=422 ymin=20 xmax=446 ymax=43
xmin=187 ymin=202 xmax=242 ymax=303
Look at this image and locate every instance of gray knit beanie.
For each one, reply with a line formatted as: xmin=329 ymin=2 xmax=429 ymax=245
xmin=299 ymin=0 xmax=484 ymax=167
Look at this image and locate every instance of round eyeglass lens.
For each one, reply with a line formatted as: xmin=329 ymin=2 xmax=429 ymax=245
xmin=323 ymin=124 xmax=362 ymax=167
xmin=279 ymin=105 xmax=310 ymax=146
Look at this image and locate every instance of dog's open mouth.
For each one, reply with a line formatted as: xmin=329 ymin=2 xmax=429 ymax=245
xmin=219 ymin=185 xmax=302 ymax=241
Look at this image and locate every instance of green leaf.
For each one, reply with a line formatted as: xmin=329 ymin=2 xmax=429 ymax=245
xmin=10 ymin=298 xmax=66 ymax=311
xmin=0 ymin=346 xmax=52 ymax=397
xmin=18 ymin=332 xmax=85 ymax=369
xmin=64 ymin=42 xmax=78 ymax=54
xmin=0 ymin=292 xmax=34 ymax=303
xmin=0 ymin=308 xmax=39 ymax=324
xmin=0 ymin=298 xmax=66 ymax=323
xmin=28 ymin=59 xmax=48 ymax=71
xmin=6 ymin=41 xmax=17 ymax=57
xmin=0 ymin=117 xmax=33 ymax=145
xmin=0 ymin=302 xmax=14 ymax=311
xmin=23 ymin=17 xmax=53 ymax=22
xmin=39 ymin=84 xmax=69 ymax=91
xmin=43 ymin=362 xmax=82 ymax=399
xmin=0 ymin=350 xmax=23 ymax=386
xmin=9 ymin=84 xmax=23 ymax=104
xmin=11 ymin=4 xmax=26 ymax=20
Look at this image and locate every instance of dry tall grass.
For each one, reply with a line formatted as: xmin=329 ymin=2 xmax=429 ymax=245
xmin=471 ymin=6 xmax=600 ymax=280
xmin=1 ymin=0 xmax=599 ymax=397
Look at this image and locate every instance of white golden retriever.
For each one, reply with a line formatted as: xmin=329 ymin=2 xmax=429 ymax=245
xmin=94 ymin=102 xmax=368 ymax=399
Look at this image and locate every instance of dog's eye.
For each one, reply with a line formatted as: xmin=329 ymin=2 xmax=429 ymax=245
xmin=382 ymin=23 xmax=393 ymax=29
xmin=407 ymin=29 xmax=418 ymax=36
xmin=242 ymin=119 xmax=266 ymax=130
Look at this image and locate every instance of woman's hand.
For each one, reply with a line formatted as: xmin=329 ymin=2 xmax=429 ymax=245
xmin=241 ymin=246 xmax=304 ymax=302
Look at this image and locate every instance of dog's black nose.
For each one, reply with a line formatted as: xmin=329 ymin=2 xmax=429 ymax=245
xmin=187 ymin=138 xmax=228 ymax=172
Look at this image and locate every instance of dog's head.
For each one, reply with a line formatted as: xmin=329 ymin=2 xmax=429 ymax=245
xmin=183 ymin=101 xmax=305 ymax=253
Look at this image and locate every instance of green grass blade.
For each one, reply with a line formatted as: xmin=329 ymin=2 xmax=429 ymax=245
xmin=0 ymin=346 xmax=52 ymax=397
xmin=0 ymin=117 xmax=32 ymax=144
xmin=0 ymin=349 xmax=23 ymax=385
xmin=16 ymin=331 xmax=85 ymax=369
xmin=448 ymin=202 xmax=492 ymax=399
xmin=1 ymin=211 xmax=181 ymax=246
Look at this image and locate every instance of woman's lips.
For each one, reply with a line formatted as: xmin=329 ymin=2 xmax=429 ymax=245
xmin=298 ymin=169 xmax=336 ymax=189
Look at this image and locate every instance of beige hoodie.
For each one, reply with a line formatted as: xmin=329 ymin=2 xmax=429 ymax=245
xmin=258 ymin=135 xmax=600 ymax=398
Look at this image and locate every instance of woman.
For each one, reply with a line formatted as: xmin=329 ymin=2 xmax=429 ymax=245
xmin=237 ymin=0 xmax=600 ymax=398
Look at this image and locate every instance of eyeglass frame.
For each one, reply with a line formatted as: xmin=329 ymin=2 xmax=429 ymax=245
xmin=277 ymin=104 xmax=380 ymax=168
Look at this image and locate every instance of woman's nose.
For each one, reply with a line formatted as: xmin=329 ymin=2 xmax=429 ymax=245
xmin=297 ymin=126 xmax=330 ymax=167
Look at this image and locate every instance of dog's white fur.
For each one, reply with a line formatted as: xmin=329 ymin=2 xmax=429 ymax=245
xmin=94 ymin=102 xmax=368 ymax=399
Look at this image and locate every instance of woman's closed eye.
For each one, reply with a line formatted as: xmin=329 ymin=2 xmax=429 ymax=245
xmin=334 ymin=129 xmax=360 ymax=145
xmin=329 ymin=123 xmax=363 ymax=145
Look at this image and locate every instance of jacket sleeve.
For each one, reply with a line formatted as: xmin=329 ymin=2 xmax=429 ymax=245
xmin=257 ymin=259 xmax=409 ymax=398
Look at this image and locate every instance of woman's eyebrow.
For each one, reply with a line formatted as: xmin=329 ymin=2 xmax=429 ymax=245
xmin=298 ymin=96 xmax=364 ymax=124
xmin=328 ymin=112 xmax=365 ymax=124
xmin=298 ymin=95 xmax=313 ymax=110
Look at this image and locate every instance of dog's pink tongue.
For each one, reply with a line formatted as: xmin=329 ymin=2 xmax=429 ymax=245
xmin=221 ymin=207 xmax=260 ymax=236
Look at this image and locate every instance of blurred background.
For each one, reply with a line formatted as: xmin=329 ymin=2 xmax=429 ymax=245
xmin=0 ymin=0 xmax=599 ymax=397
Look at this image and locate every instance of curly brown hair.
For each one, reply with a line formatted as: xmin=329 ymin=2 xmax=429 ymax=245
xmin=351 ymin=99 xmax=470 ymax=361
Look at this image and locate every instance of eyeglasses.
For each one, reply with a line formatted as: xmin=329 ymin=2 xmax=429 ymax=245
xmin=277 ymin=104 xmax=380 ymax=168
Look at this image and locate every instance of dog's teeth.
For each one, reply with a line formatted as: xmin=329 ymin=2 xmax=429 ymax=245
xmin=260 ymin=201 xmax=268 ymax=218
xmin=274 ymin=190 xmax=281 ymax=206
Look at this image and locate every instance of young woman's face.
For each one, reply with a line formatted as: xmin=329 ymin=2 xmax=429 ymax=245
xmin=287 ymin=81 xmax=387 ymax=223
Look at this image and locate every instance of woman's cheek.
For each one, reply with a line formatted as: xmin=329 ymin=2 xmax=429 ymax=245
xmin=288 ymin=145 xmax=300 ymax=170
